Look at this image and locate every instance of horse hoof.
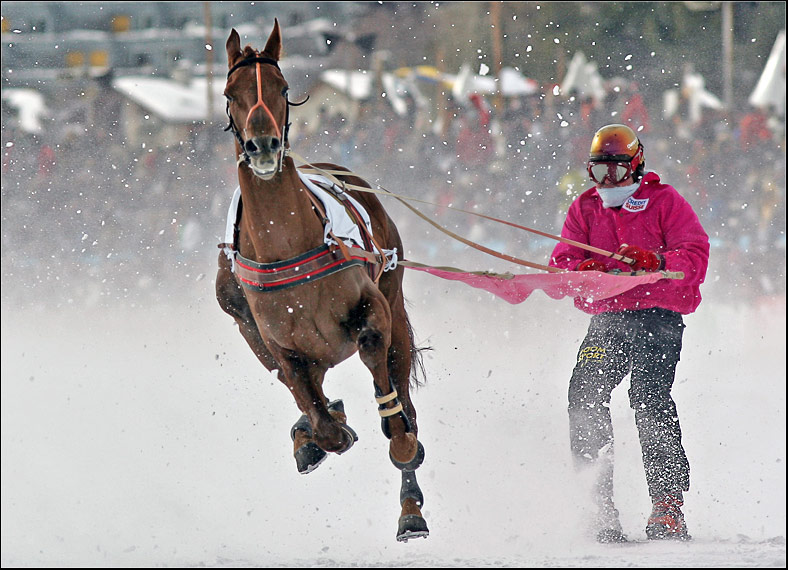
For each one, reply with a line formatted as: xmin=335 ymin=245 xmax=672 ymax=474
xmin=390 ymin=440 xmax=425 ymax=471
xmin=290 ymin=414 xmax=312 ymax=441
xmin=290 ymin=400 xmax=345 ymax=441
xmin=396 ymin=514 xmax=429 ymax=542
xmin=335 ymin=424 xmax=358 ymax=455
xmin=294 ymin=442 xmax=327 ymax=474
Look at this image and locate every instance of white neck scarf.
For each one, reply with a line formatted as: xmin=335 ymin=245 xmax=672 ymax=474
xmin=596 ymin=181 xmax=640 ymax=208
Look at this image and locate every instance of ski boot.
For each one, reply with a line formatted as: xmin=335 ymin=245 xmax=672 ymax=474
xmin=646 ymin=494 xmax=691 ymax=541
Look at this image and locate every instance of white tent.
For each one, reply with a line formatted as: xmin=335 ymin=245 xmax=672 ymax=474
xmin=450 ymin=63 xmax=539 ymax=102
xmin=749 ymin=29 xmax=786 ymax=116
xmin=560 ymin=51 xmax=606 ymax=102
xmin=2 ymin=88 xmax=49 ymax=133
xmin=319 ymin=69 xmax=375 ymax=101
xmin=112 ymin=75 xmax=226 ymax=123
xmin=499 ymin=67 xmax=540 ymax=96
xmin=318 ymin=69 xmax=415 ymax=116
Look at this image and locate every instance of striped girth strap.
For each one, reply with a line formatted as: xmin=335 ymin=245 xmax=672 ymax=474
xmin=235 ymin=243 xmax=380 ymax=292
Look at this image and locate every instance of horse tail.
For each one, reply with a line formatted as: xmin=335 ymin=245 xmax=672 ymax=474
xmin=404 ymin=301 xmax=431 ymax=388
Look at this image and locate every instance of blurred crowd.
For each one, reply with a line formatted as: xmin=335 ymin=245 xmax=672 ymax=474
xmin=1 ymin=79 xmax=785 ymax=309
xmin=296 ymin=81 xmax=785 ymax=303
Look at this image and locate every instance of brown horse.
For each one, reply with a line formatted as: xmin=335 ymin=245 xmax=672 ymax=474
xmin=215 ymin=19 xmax=429 ymax=541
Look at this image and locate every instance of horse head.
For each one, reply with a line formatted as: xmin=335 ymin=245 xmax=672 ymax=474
xmin=224 ymin=20 xmax=289 ymax=180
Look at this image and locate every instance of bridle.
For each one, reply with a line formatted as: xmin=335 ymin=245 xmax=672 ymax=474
xmin=224 ymin=55 xmax=308 ymax=171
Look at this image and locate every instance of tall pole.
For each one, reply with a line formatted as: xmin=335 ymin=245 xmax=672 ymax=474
xmin=489 ymin=1 xmax=504 ymax=112
xmin=436 ymin=44 xmax=449 ymax=138
xmin=204 ymin=2 xmax=215 ymax=127
xmin=722 ymin=2 xmax=733 ymax=109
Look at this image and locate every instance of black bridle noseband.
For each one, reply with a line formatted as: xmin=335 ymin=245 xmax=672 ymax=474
xmin=224 ymin=55 xmax=309 ymax=168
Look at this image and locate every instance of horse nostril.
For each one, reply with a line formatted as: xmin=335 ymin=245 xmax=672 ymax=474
xmin=245 ymin=136 xmax=280 ymax=156
xmin=244 ymin=139 xmax=259 ymax=155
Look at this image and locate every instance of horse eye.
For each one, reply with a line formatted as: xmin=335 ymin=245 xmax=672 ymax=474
xmin=281 ymin=86 xmax=289 ymax=97
xmin=224 ymin=94 xmax=234 ymax=102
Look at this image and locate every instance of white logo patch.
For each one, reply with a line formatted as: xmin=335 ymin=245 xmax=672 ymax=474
xmin=623 ymin=197 xmax=649 ymax=212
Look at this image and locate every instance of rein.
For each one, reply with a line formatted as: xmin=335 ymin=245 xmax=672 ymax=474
xmin=289 ymin=153 xmax=649 ymax=273
xmin=223 ymin=59 xmax=681 ymax=281
xmin=290 ymin=153 xmax=566 ymax=274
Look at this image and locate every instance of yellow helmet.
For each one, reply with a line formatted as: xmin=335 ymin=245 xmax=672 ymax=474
xmin=588 ymin=124 xmax=645 ymax=183
xmin=590 ymin=124 xmax=641 ymax=160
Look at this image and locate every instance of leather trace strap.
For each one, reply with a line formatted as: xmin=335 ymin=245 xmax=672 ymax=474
xmin=293 ymin=156 xmax=561 ymax=274
xmin=286 ymin=153 xmax=681 ymax=277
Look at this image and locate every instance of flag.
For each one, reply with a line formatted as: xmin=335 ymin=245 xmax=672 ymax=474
xmin=405 ymin=265 xmax=667 ymax=305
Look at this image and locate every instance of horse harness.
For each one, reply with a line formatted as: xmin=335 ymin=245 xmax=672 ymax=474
xmin=221 ymin=176 xmax=393 ymax=293
xmin=222 ymin=54 xmax=392 ymax=292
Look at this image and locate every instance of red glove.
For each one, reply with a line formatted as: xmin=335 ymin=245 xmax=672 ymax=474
xmin=617 ymin=244 xmax=664 ymax=272
xmin=576 ymin=259 xmax=608 ymax=272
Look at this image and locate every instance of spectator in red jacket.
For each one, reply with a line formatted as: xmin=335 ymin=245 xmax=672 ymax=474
xmin=738 ymin=106 xmax=773 ymax=151
xmin=621 ymin=83 xmax=650 ymax=134
xmin=456 ymin=94 xmax=494 ymax=167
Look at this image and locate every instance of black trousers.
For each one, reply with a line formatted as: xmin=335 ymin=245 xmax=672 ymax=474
xmin=568 ymin=308 xmax=690 ymax=500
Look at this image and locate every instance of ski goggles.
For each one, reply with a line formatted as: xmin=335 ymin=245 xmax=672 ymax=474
xmin=587 ymin=146 xmax=643 ymax=185
xmin=587 ymin=160 xmax=635 ymax=185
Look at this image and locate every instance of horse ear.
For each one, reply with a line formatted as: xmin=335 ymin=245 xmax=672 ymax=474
xmin=263 ymin=18 xmax=282 ymax=61
xmin=226 ymin=28 xmax=242 ymax=68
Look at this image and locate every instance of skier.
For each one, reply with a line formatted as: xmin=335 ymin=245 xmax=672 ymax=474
xmin=549 ymin=124 xmax=710 ymax=543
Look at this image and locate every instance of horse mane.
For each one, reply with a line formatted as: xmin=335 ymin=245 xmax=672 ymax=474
xmin=241 ymin=45 xmax=279 ymax=62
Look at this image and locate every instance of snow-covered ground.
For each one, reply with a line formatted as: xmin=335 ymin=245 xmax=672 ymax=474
xmin=1 ymin=269 xmax=785 ymax=567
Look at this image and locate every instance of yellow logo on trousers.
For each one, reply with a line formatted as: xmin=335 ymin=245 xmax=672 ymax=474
xmin=578 ymin=346 xmax=606 ymax=366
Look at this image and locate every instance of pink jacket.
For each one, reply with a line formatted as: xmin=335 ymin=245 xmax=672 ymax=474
xmin=549 ymin=171 xmax=710 ymax=315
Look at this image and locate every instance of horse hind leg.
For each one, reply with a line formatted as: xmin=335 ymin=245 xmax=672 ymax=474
xmin=384 ymin=401 xmax=428 ymax=542
xmin=355 ymin=294 xmax=429 ymax=541
xmin=384 ymin=308 xmax=425 ymax=464
xmin=388 ymin=311 xmax=429 ymax=542
xmin=355 ymin=306 xmax=418 ymax=465
xmin=396 ymin=468 xmax=429 ymax=542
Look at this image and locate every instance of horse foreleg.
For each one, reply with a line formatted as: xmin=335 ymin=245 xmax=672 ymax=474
xmin=277 ymin=356 xmax=357 ymax=457
xmin=290 ymin=398 xmax=357 ymax=474
xmin=217 ymin=257 xmax=281 ymax=373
